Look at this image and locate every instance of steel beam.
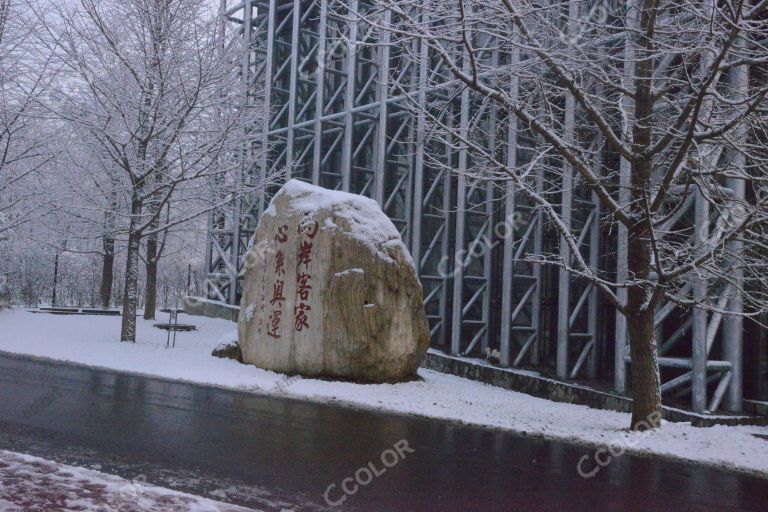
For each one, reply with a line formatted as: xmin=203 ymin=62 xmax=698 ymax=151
xmin=373 ymin=9 xmax=391 ymax=206
xmin=257 ymin=0 xmax=277 ymax=217
xmin=692 ymin=184 xmax=709 ymax=412
xmin=312 ymin=0 xmax=328 ymax=185
xmin=500 ymin=43 xmax=520 ymax=367
xmin=450 ymin=81 xmax=470 ymax=356
xmin=556 ymin=0 xmax=579 ymax=379
xmin=722 ymin=31 xmax=748 ymax=413
xmin=614 ymin=0 xmax=637 ymax=394
xmin=284 ymin=0 xmax=302 ymax=178
xmin=340 ymin=0 xmax=359 ymax=191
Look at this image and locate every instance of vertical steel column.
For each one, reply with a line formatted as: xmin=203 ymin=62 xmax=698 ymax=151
xmin=556 ymin=0 xmax=579 ymax=378
xmin=482 ymin=52 xmax=499 ymax=355
xmin=723 ymin=43 xmax=748 ymax=412
xmin=439 ymin=112 xmax=454 ymax=347
xmin=614 ymin=182 xmax=630 ymax=387
xmin=615 ymin=0 xmax=637 ymax=393
xmin=340 ymin=0 xmax=359 ymax=191
xmin=229 ymin=0 xmax=255 ymax=304
xmin=373 ymin=10 xmax=392 ymax=206
xmin=204 ymin=217 xmax=216 ymax=296
xmin=403 ymin=34 xmax=418 ymax=248
xmin=531 ymin=163 xmax=544 ymax=365
xmin=311 ymin=0 xmax=328 ymax=186
xmin=692 ymin=0 xmax=717 ymax=412
xmin=228 ymin=174 xmax=243 ymax=305
xmin=411 ymin=15 xmax=428 ymax=269
xmin=205 ymin=0 xmax=227 ymax=301
xmin=257 ymin=0 xmax=277 ymax=216
xmin=556 ymin=135 xmax=573 ymax=378
xmin=499 ymin=43 xmax=520 ymax=367
xmin=450 ymin=74 xmax=471 ymax=355
xmin=692 ymin=184 xmax=709 ymax=412
xmin=587 ymin=141 xmax=603 ymax=378
xmin=284 ymin=0 xmax=302 ymax=179
xmin=556 ymin=6 xmax=578 ymax=379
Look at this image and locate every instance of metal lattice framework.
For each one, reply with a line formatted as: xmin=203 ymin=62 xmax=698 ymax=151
xmin=206 ymin=0 xmax=762 ymax=414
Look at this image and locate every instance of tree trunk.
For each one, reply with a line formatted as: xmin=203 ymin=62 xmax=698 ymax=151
xmin=627 ymin=308 xmax=662 ymax=430
xmin=626 ymin=225 xmax=662 ymax=431
xmin=625 ymin=3 xmax=662 ymax=430
xmin=120 ymin=198 xmax=142 ymax=343
xmin=99 ymin=234 xmax=115 ymax=309
xmin=143 ymin=231 xmax=158 ymax=320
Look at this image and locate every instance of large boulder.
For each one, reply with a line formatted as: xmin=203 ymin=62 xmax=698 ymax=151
xmin=238 ymin=179 xmax=429 ymax=382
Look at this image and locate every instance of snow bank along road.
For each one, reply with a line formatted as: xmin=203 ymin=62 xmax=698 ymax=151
xmin=0 ymin=350 xmax=766 ymax=511
xmin=0 ymin=308 xmax=767 ymax=478
xmin=0 ymin=450 xmax=252 ymax=511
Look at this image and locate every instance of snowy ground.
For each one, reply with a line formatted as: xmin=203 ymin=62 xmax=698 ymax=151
xmin=1 ymin=308 xmax=767 ymax=478
xmin=0 ymin=450 xmax=255 ymax=511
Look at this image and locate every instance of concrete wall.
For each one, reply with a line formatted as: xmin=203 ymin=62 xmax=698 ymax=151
xmin=183 ymin=296 xmax=239 ymax=323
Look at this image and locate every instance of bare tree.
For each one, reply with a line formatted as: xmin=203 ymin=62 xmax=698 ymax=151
xmin=53 ymin=142 xmax=124 ymax=309
xmin=0 ymin=0 xmax=58 ymax=240
xmin=98 ymin=194 xmax=118 ymax=308
xmin=363 ymin=0 xmax=768 ymax=429
xmin=36 ymin=0 xmax=266 ymax=341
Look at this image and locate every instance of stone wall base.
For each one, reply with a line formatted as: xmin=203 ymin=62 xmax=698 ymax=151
xmin=182 ymin=297 xmax=240 ymax=323
xmin=422 ymin=349 xmax=768 ymax=427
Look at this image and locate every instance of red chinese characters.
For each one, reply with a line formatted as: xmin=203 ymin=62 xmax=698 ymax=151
xmin=267 ymin=310 xmax=282 ymax=339
xmin=267 ymin=224 xmax=289 ymax=339
xmin=275 ymin=249 xmax=285 ymax=276
xmin=294 ymin=220 xmax=318 ymax=332
xmin=275 ymin=224 xmax=289 ymax=243
xmin=270 ymin=279 xmax=286 ymax=306
xmin=297 ymin=271 xmax=312 ymax=301
xmin=299 ymin=219 xmax=319 ymax=239
xmin=294 ymin=302 xmax=310 ymax=331
xmin=297 ymin=240 xmax=313 ymax=268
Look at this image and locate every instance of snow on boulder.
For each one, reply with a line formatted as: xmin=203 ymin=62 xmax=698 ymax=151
xmin=237 ymin=179 xmax=429 ymax=383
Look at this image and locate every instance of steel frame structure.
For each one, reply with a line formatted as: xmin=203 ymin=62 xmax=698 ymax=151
xmin=207 ymin=0 xmax=758 ymax=414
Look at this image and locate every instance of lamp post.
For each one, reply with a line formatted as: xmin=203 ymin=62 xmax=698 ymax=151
xmin=51 ymin=254 xmax=59 ymax=307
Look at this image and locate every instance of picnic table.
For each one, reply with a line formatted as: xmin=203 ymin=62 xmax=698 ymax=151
xmin=153 ymin=308 xmax=196 ymax=348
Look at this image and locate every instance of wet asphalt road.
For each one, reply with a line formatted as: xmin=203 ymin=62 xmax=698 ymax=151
xmin=0 ymin=352 xmax=765 ymax=512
